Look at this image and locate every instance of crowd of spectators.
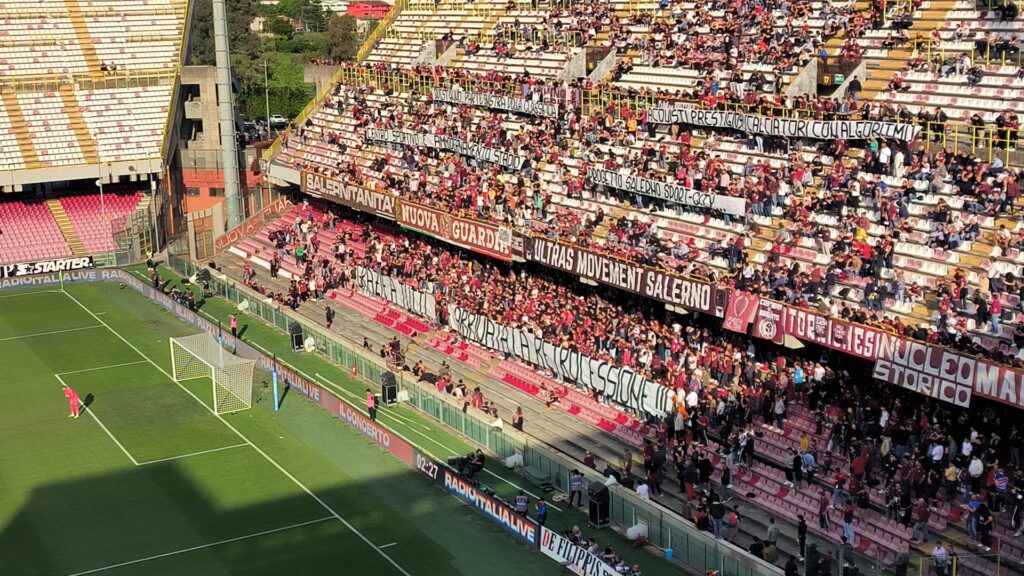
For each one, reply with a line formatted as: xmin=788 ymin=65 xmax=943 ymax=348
xmin=232 ymin=201 xmax=1024 ymax=574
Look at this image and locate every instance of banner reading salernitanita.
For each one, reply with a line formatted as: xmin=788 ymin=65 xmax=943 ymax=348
xmin=432 ymin=88 xmax=558 ymax=118
xmin=647 ymin=108 xmax=921 ymax=142
xmin=364 ymin=128 xmax=527 ymax=171
xmin=299 ymin=170 xmax=395 ymax=220
xmin=587 ymin=167 xmax=747 ymax=216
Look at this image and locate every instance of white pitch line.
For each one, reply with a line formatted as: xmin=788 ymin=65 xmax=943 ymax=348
xmin=137 ymin=443 xmax=250 ymax=466
xmin=64 ymin=516 xmax=335 ymax=576
xmin=0 ymin=324 xmax=103 ymax=342
xmin=59 ymin=289 xmax=414 ymax=576
xmin=0 ymin=289 xmax=62 ymax=299
xmin=378 ymin=542 xmax=398 ymax=549
xmin=58 ymin=360 xmax=149 ymax=376
xmin=55 ymin=374 xmax=139 ymax=466
xmin=312 ymin=373 xmax=562 ymax=512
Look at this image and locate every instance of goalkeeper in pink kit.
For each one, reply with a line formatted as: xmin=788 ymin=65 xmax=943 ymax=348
xmin=63 ymin=384 xmax=81 ymax=419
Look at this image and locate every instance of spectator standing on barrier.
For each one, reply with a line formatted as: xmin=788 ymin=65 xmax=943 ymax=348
xmin=230 ymin=314 xmax=238 ymax=337
xmin=366 ymin=388 xmax=377 ymax=422
xmin=932 ymin=542 xmax=950 ymax=576
xmin=710 ymin=496 xmax=726 ymax=539
xmin=766 ymin=517 xmax=779 ymax=548
xmin=512 ymin=407 xmax=524 ymax=431
xmin=637 ymin=478 xmax=651 ymax=501
xmin=325 ymin=305 xmax=335 ymax=329
xmin=894 ymin=543 xmax=910 ymax=576
xmin=515 ymin=490 xmax=529 ymax=517
xmin=536 ymin=498 xmax=548 ymax=526
xmin=569 ymin=470 xmax=585 ymax=507
xmin=726 ymin=506 xmax=741 ymax=541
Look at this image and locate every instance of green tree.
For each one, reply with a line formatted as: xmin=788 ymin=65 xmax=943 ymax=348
xmin=321 ymin=14 xmax=360 ymax=62
xmin=190 ymin=0 xmax=265 ymax=89
xmin=268 ymin=16 xmax=296 ymax=39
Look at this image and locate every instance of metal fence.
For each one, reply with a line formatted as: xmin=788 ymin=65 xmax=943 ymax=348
xmin=166 ymin=255 xmax=782 ymax=576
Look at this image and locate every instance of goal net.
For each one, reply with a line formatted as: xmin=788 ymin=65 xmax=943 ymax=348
xmin=170 ymin=332 xmax=256 ymax=414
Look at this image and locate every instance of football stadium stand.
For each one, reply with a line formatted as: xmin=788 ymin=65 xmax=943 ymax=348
xmin=255 ymin=0 xmax=1024 ymax=573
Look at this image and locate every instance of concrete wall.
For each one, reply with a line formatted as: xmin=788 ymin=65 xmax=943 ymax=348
xmin=786 ymin=58 xmax=818 ymax=97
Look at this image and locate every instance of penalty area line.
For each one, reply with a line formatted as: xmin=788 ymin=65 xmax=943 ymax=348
xmin=54 ymin=374 xmax=139 ymax=466
xmin=136 ymin=443 xmax=250 ymax=466
xmin=64 ymin=516 xmax=336 ymax=576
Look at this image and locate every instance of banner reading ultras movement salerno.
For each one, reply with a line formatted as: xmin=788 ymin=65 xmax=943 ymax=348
xmin=431 ymin=88 xmax=558 ymax=118
xmin=447 ymin=304 xmax=673 ymax=416
xmin=587 ymin=167 xmax=747 ymax=216
xmin=646 ymin=108 xmax=921 ymax=142
xmin=300 ymin=170 xmax=396 ymax=220
xmin=396 ymin=199 xmax=513 ymax=262
xmin=0 ymin=256 xmax=94 ymax=278
xmin=539 ymin=527 xmax=619 ymax=576
xmin=524 ymin=237 xmax=721 ymax=315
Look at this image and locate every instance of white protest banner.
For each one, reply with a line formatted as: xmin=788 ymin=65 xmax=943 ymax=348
xmin=364 ymin=128 xmax=527 ymax=171
xmin=432 ymin=88 xmax=558 ymax=118
xmin=539 ymin=527 xmax=620 ymax=576
xmin=447 ymin=304 xmax=672 ymax=416
xmin=587 ymin=167 xmax=747 ymax=216
xmin=647 ymin=108 xmax=921 ymax=142
xmin=354 ymin=266 xmax=438 ymax=322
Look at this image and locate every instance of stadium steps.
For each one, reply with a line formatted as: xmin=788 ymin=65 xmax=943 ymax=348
xmin=57 ymin=85 xmax=99 ymax=165
xmin=0 ymin=90 xmax=42 ymax=169
xmin=63 ymin=0 xmax=105 ymax=80
xmin=857 ymin=0 xmax=958 ymax=100
xmin=46 ymin=199 xmax=88 ymax=255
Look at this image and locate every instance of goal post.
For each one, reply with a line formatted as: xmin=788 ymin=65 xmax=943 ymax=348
xmin=170 ymin=333 xmax=255 ymax=414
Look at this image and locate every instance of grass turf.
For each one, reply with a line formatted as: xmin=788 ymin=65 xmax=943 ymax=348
xmin=0 ymin=270 xmax=681 ymax=576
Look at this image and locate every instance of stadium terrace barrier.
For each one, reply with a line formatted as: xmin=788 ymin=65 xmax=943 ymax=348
xmin=163 ymin=256 xmax=783 ymax=576
xmin=213 ymin=196 xmax=292 ymax=254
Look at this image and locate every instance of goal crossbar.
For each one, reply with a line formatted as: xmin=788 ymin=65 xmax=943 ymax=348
xmin=170 ymin=332 xmax=255 ymax=414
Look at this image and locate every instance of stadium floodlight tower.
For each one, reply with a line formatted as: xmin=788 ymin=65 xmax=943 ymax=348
xmin=212 ymin=0 xmax=242 ymax=229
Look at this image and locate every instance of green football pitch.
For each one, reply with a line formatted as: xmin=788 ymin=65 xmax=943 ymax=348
xmin=0 ymin=276 xmax=676 ymax=576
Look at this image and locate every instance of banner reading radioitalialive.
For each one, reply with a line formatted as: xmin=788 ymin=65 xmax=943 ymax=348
xmin=354 ymin=266 xmax=438 ymax=323
xmin=447 ymin=304 xmax=673 ymax=416
xmin=524 ymin=236 xmax=722 ymax=315
xmin=587 ymin=167 xmax=747 ymax=216
xmin=364 ymin=128 xmax=527 ymax=171
xmin=432 ymin=88 xmax=558 ymax=118
xmin=647 ymin=108 xmax=921 ymax=142
xmin=396 ymin=199 xmax=513 ymax=262
xmin=300 ymin=170 xmax=396 ymax=220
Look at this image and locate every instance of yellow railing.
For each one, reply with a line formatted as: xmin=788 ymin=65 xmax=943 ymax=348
xmin=912 ymin=36 xmax=1024 ymax=68
xmin=477 ymin=27 xmax=584 ymax=48
xmin=355 ymin=0 xmax=408 ymax=64
xmin=262 ymin=63 xmax=1022 ymax=168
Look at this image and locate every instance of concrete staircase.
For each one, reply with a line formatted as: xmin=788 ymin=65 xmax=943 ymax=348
xmin=857 ymin=0 xmax=958 ymax=100
xmin=63 ymin=0 xmax=104 ymax=80
xmin=57 ymin=86 xmax=99 ymax=165
xmin=46 ymin=200 xmax=87 ymax=255
xmin=0 ymin=90 xmax=42 ymax=169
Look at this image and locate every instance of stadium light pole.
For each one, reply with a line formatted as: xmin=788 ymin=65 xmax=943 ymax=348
xmin=212 ymin=0 xmax=242 ymax=230
xmin=264 ymin=60 xmax=271 ymax=139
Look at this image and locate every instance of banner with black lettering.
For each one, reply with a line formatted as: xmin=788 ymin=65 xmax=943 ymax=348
xmin=647 ymin=108 xmax=921 ymax=142
xmin=300 ymin=171 xmax=396 ymax=220
xmin=587 ymin=167 xmax=746 ymax=216
xmin=539 ymin=527 xmax=620 ymax=576
xmin=354 ymin=266 xmax=438 ymax=323
xmin=447 ymin=304 xmax=672 ymax=416
xmin=432 ymin=88 xmax=558 ymax=118
xmin=364 ymin=128 xmax=527 ymax=171
xmin=0 ymin=256 xmax=95 ymax=278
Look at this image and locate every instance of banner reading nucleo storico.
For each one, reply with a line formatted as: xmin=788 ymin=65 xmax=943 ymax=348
xmin=395 ymin=199 xmax=513 ymax=262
